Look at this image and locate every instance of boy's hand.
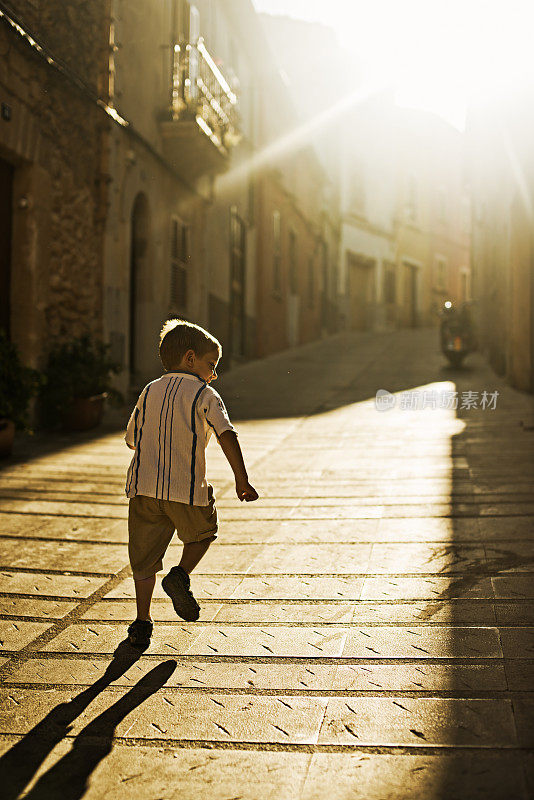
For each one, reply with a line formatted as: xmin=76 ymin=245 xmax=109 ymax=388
xmin=218 ymin=431 xmax=258 ymax=502
xmin=235 ymin=479 xmax=259 ymax=502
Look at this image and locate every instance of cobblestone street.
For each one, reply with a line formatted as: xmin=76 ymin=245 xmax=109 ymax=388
xmin=1 ymin=328 xmax=534 ymax=799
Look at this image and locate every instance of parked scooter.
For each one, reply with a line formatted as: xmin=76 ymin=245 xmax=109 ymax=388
xmin=439 ymin=301 xmax=476 ymax=367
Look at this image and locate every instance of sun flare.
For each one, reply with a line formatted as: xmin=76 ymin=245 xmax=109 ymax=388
xmin=253 ymin=0 xmax=534 ymax=130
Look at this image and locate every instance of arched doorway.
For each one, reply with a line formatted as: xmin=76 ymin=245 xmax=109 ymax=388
xmin=129 ymin=193 xmax=150 ymax=379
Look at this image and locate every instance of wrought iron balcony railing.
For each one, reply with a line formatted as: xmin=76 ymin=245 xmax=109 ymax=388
xmin=170 ymin=36 xmax=240 ymax=155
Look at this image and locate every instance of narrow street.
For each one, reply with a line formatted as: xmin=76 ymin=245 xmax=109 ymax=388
xmin=0 ymin=328 xmax=533 ymax=799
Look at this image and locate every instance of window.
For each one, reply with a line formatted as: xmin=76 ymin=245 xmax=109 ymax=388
xmin=273 ymin=211 xmax=281 ymax=292
xmin=383 ymin=263 xmax=396 ymax=304
xmin=288 ymin=229 xmax=297 ymax=294
xmin=229 ymin=207 xmax=246 ymax=357
xmin=170 ymin=217 xmax=189 ymax=310
xmin=307 ymin=256 xmax=315 ymax=308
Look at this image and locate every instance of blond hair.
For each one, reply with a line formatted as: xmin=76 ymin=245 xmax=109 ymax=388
xmin=159 ymin=319 xmax=221 ymax=370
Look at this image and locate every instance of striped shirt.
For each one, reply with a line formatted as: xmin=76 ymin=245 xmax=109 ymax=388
xmin=125 ymin=371 xmax=235 ymax=506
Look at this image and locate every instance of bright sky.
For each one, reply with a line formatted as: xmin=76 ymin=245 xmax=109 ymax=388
xmin=252 ymin=0 xmax=534 ymax=131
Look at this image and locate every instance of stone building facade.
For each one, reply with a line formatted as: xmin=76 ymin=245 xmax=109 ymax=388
xmin=105 ymin=0 xmax=341 ymax=388
xmin=339 ymin=100 xmax=471 ymax=332
xmin=1 ymin=0 xmax=343 ymax=395
xmin=468 ymin=88 xmax=534 ymax=393
xmin=0 ymin=0 xmax=110 ymax=367
xmin=255 ymin=155 xmax=328 ymax=357
xmin=102 ymin=0 xmax=222 ymax=390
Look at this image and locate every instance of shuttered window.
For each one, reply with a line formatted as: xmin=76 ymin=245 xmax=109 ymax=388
xmin=170 ymin=217 xmax=188 ymax=311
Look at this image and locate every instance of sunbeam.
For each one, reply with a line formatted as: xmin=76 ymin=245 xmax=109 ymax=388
xmin=216 ymin=79 xmax=393 ymax=193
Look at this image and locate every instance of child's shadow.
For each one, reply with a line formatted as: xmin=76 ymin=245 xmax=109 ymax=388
xmin=0 ymin=640 xmax=177 ymax=800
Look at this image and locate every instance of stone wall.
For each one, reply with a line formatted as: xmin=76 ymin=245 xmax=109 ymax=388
xmin=0 ymin=2 xmax=110 ymax=365
xmin=4 ymin=0 xmax=109 ymax=94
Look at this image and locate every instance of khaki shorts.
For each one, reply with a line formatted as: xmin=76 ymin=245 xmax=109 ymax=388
xmin=128 ymin=485 xmax=218 ymax=579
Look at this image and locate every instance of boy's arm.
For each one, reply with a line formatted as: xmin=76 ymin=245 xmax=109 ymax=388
xmin=217 ymin=430 xmax=258 ymax=502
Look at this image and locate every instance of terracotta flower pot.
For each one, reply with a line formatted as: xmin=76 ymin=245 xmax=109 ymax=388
xmin=0 ymin=418 xmax=15 ymax=457
xmin=61 ymin=394 xmax=106 ymax=432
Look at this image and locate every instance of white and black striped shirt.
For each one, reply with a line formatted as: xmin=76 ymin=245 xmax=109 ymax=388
xmin=125 ymin=372 xmax=235 ymax=506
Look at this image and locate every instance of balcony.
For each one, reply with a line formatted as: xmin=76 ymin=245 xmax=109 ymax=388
xmin=160 ymin=37 xmax=240 ymax=183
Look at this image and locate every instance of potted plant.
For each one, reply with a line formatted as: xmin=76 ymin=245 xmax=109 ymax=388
xmin=40 ymin=335 xmax=121 ymax=431
xmin=0 ymin=330 xmax=41 ymax=456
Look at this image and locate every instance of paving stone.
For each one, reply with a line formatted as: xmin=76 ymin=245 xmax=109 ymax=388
xmin=499 ymin=626 xmax=534 ymax=657
xmin=0 ymin=489 xmax=127 ymax=505
xmin=0 ymin=620 xmax=53 ymax=651
xmin=349 ymin=601 xmax=496 ymax=625
xmin=0 ymin=598 xmax=77 ymax=618
xmin=0 ymin=740 xmax=312 ymax=800
xmin=381 ymin=504 xmax=468 ymax=518
xmin=0 ymin=476 xmax=126 ymax=494
xmin=103 ymin=575 xmax=244 ymax=600
xmin=118 ymin=692 xmax=328 ymax=744
xmin=317 ymin=697 xmax=516 ymax=745
xmin=377 ymin=518 xmax=482 ymax=542
xmin=492 ymin=576 xmax=534 ymax=598
xmin=213 ymin=519 xmax=381 ymax=544
xmin=332 ymin=663 xmax=507 ymax=691
xmin=0 ymin=498 xmax=128 ymax=519
xmin=300 ymin=752 xmax=528 ymax=800
xmin=479 ymin=517 xmax=534 ymax=538
xmin=287 ymin=505 xmax=384 ymax=520
xmin=217 ymin=497 xmax=304 ymax=509
xmin=503 ymin=661 xmax=534 ymax=691
xmin=341 ymin=626 xmax=501 ymax=659
xmin=0 ymin=515 xmax=127 ymax=542
xmin=228 ymin=576 xmax=365 ymax=601
xmin=186 ymin=625 xmax=348 ymax=658
xmin=40 ymin=623 xmax=203 ymax=655
xmin=39 ymin=622 xmax=350 ymax=658
xmin=360 ymin=576 xmax=494 ymax=600
xmin=507 ymin=698 xmax=534 ymax=745
xmin=9 ymin=657 xmax=338 ymax=691
xmin=247 ymin=544 xmax=373 ymax=574
xmin=494 ymin=602 xmax=534 ymax=625
xmin=0 ymin=687 xmax=328 ymax=744
xmin=0 ymin=539 xmax=126 ymax=574
xmin=0 ymin=571 xmax=107 ymax=598
xmin=210 ymin=602 xmax=356 ymax=624
xmin=208 ymin=506 xmax=296 ymax=521
xmin=277 ymin=519 xmax=381 ymax=542
xmin=169 ymin=543 xmax=261 ymax=574
xmin=485 ymin=542 xmax=534 ymax=572
xmin=79 ymin=600 xmax=222 ymax=622
xmin=367 ymin=543 xmax=486 ymax=574
xmin=298 ymin=494 xmax=478 ymax=507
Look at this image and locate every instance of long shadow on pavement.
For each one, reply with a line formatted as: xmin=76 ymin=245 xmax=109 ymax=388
xmin=0 ymin=640 xmax=176 ymax=800
xmin=440 ymin=357 xmax=533 ymax=796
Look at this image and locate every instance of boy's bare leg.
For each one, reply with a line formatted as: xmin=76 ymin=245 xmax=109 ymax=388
xmin=134 ymin=575 xmax=156 ymax=621
xmin=178 ymin=537 xmax=215 ymax=574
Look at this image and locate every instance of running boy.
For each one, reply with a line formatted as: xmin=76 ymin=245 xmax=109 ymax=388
xmin=124 ymin=319 xmax=258 ymax=647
